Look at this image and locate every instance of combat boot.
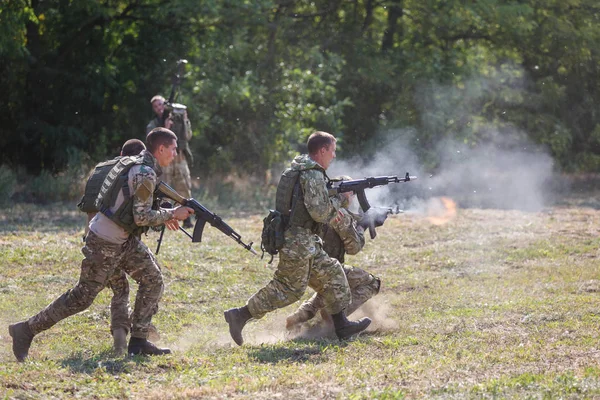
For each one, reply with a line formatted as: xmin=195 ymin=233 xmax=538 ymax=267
xmin=224 ymin=306 xmax=252 ymax=346
xmin=331 ymin=311 xmax=371 ymax=340
xmin=112 ymin=328 xmax=128 ymax=355
xmin=8 ymin=321 xmax=35 ymax=362
xmin=128 ymin=337 xmax=171 ymax=356
xmin=285 ymin=309 xmax=316 ymax=331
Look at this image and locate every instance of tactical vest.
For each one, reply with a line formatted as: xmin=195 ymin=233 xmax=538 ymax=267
xmin=77 ymin=157 xmax=123 ymax=213
xmin=94 ymin=155 xmax=154 ymax=235
xmin=275 ymin=164 xmax=327 ymax=230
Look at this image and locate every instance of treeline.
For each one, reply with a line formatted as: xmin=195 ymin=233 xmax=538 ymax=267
xmin=1 ymin=0 xmax=599 ymax=176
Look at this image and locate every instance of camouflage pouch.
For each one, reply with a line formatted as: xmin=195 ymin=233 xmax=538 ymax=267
xmin=260 ymin=209 xmax=286 ymax=262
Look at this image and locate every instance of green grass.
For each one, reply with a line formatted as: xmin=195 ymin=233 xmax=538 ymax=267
xmin=2 ymin=203 xmax=600 ymax=398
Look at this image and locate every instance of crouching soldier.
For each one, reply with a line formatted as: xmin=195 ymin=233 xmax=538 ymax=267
xmin=286 ymin=184 xmax=386 ymax=332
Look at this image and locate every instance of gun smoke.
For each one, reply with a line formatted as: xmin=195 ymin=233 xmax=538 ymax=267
xmin=330 ymin=70 xmax=556 ymax=213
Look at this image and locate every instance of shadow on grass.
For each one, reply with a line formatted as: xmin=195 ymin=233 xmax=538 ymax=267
xmin=60 ymin=349 xmax=152 ymax=375
xmin=247 ymin=342 xmax=326 ymax=364
xmin=247 ymin=336 xmax=353 ymax=364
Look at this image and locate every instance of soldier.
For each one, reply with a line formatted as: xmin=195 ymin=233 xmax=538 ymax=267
xmin=8 ymin=128 xmax=194 ymax=361
xmin=285 ymin=200 xmax=387 ymax=333
xmin=224 ymin=131 xmax=371 ymax=346
xmin=79 ymin=139 xmax=147 ymax=355
xmin=146 ymin=95 xmax=194 ymax=228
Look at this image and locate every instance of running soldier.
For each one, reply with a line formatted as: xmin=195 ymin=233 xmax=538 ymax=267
xmin=77 ymin=139 xmax=146 ymax=355
xmin=224 ymin=131 xmax=371 ymax=346
xmin=9 ymin=128 xmax=194 ymax=361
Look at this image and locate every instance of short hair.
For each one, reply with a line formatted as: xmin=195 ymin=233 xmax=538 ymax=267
xmin=307 ymin=131 xmax=336 ymax=155
xmin=121 ymin=139 xmax=146 ymax=156
xmin=150 ymin=95 xmax=165 ymax=104
xmin=146 ymin=128 xmax=177 ymax=153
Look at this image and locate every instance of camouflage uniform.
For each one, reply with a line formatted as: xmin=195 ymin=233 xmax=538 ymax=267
xmin=247 ymin=154 xmax=351 ymax=318
xmin=106 ymin=265 xmax=130 ymax=334
xmin=26 ymin=151 xmax=174 ymax=340
xmin=146 ymin=114 xmax=193 ymax=199
xmin=294 ymin=208 xmax=381 ymax=318
xmin=82 ymin=211 xmax=132 ymax=335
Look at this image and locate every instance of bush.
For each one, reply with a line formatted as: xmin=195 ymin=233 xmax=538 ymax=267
xmin=0 ymin=165 xmax=17 ymax=205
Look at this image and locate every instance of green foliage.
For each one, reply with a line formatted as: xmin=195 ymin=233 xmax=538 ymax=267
xmin=0 ymin=165 xmax=17 ymax=205
xmin=1 ymin=0 xmax=600 ymax=180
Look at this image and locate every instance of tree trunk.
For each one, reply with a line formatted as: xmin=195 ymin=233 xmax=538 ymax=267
xmin=382 ymin=0 xmax=403 ymax=52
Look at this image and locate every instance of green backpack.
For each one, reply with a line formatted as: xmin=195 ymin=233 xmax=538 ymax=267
xmin=260 ymin=210 xmax=286 ymax=260
xmin=77 ymin=157 xmax=122 ymax=213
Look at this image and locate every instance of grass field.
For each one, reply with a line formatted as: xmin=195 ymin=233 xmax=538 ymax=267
xmin=1 ymin=195 xmax=600 ymax=399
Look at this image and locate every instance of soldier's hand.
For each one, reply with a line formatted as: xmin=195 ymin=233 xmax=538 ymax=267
xmin=357 ymin=208 xmax=389 ymax=231
xmin=368 ymin=208 xmax=389 ymax=228
xmin=165 ymin=219 xmax=180 ymax=231
xmin=173 ymin=206 xmax=194 ymax=221
xmin=164 ymin=117 xmax=174 ymax=130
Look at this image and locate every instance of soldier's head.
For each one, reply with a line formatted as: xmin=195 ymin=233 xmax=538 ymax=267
xmin=307 ymin=131 xmax=337 ymax=170
xmin=120 ymin=139 xmax=146 ymax=157
xmin=150 ymin=95 xmax=166 ymax=118
xmin=146 ymin=127 xmax=178 ymax=167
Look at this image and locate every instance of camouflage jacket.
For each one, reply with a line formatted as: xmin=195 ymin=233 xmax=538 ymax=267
xmin=293 ymin=154 xmax=343 ymax=224
xmin=279 ymin=154 xmax=344 ymax=257
xmin=322 ymin=208 xmax=365 ymax=263
xmin=132 ymin=150 xmax=175 ymax=227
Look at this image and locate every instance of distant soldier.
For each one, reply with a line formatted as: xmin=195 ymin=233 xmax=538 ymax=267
xmin=224 ymin=131 xmax=371 ymax=346
xmin=9 ymin=128 xmax=194 ymax=361
xmin=146 ymin=95 xmax=194 ymax=228
xmin=286 ymin=194 xmax=387 ymax=332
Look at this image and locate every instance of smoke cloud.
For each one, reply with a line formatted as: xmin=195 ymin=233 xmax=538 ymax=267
xmin=330 ymin=68 xmax=557 ymax=212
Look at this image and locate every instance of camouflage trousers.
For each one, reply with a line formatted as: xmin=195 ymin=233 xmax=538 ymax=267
xmin=296 ymin=265 xmax=381 ymax=317
xmin=106 ymin=268 xmax=130 ymax=334
xmin=162 ymin=152 xmax=191 ymax=199
xmin=27 ymin=231 xmax=164 ymax=339
xmin=247 ymin=227 xmax=351 ymax=319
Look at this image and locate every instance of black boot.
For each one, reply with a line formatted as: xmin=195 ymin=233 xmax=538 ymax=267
xmin=9 ymin=321 xmax=35 ymax=362
xmin=331 ymin=311 xmax=371 ymax=340
xmin=128 ymin=337 xmax=171 ymax=356
xmin=224 ymin=306 xmax=252 ymax=346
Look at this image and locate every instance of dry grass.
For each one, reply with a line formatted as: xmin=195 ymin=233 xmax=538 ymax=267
xmin=1 ymin=199 xmax=600 ymax=398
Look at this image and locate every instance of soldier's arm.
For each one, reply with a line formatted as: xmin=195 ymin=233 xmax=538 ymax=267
xmin=131 ymin=167 xmax=175 ymax=226
xmin=301 ymin=169 xmax=343 ymax=223
xmin=184 ymin=113 xmax=192 ymax=141
xmin=330 ymin=209 xmax=365 ymax=255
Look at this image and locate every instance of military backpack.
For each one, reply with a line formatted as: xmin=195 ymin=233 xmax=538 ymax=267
xmin=260 ymin=163 xmax=326 ymax=261
xmin=77 ymin=157 xmax=124 ymax=213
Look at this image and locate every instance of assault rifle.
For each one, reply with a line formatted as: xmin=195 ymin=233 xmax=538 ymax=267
xmin=154 ymin=181 xmax=257 ymax=255
xmin=327 ymin=173 xmax=416 ymax=239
